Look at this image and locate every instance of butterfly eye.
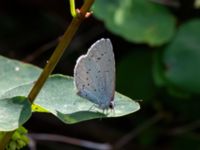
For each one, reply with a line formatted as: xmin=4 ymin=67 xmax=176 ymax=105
xmin=109 ymin=101 xmax=114 ymax=109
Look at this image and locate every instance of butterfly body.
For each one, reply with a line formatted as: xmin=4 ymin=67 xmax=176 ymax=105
xmin=74 ymin=38 xmax=115 ymax=110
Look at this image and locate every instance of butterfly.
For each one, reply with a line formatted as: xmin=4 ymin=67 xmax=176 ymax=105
xmin=74 ymin=38 xmax=115 ymax=110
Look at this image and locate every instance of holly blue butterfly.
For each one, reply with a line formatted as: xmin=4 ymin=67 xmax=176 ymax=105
xmin=74 ymin=38 xmax=115 ymax=110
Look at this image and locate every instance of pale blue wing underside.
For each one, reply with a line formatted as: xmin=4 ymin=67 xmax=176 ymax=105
xmin=74 ymin=38 xmax=115 ymax=109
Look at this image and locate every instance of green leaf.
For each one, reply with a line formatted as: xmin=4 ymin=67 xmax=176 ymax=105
xmin=0 ymin=55 xmax=41 ymax=96
xmin=163 ymin=19 xmax=200 ymax=94
xmin=93 ymin=0 xmax=175 ymax=46
xmin=0 ymin=96 xmax=31 ymax=131
xmin=0 ymin=55 xmax=139 ymax=126
xmin=153 ymin=50 xmax=190 ymax=98
xmin=1 ymin=75 xmax=140 ymax=124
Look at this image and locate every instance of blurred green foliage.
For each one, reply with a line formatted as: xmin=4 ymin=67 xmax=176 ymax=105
xmin=164 ymin=20 xmax=200 ymax=94
xmin=93 ymin=0 xmax=200 ymax=149
xmin=93 ymin=0 xmax=176 ymax=46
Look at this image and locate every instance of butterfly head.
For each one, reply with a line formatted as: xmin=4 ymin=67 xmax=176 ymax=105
xmin=109 ymin=101 xmax=114 ymax=109
xmin=99 ymin=99 xmax=115 ymax=110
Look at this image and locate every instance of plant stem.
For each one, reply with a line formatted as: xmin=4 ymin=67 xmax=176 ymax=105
xmin=0 ymin=132 xmax=13 ymax=150
xmin=70 ymin=0 xmax=77 ymax=17
xmin=28 ymin=0 xmax=95 ymax=103
xmin=0 ymin=0 xmax=95 ymax=149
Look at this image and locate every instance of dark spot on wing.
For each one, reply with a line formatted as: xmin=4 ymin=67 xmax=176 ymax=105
xmin=98 ymin=70 xmax=101 ymax=73
xmin=97 ymin=57 xmax=101 ymax=60
xmin=101 ymin=53 xmax=104 ymax=56
xmin=94 ymin=89 xmax=97 ymax=92
xmin=86 ymin=69 xmax=91 ymax=74
xmin=86 ymin=78 xmax=89 ymax=80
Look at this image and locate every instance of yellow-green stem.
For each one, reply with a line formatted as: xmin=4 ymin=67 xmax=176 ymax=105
xmin=0 ymin=0 xmax=95 ymax=149
xmin=28 ymin=0 xmax=94 ymax=103
xmin=70 ymin=0 xmax=77 ymax=17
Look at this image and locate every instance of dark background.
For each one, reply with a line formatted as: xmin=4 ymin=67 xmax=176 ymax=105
xmin=1 ymin=0 xmax=200 ymax=149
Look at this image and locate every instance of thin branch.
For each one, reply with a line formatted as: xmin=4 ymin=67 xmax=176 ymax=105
xmin=23 ymin=37 xmax=60 ymax=62
xmin=23 ymin=24 xmax=104 ymax=63
xmin=167 ymin=119 xmax=200 ymax=135
xmin=114 ymin=114 xmax=163 ymax=150
xmin=0 ymin=131 xmax=14 ymax=150
xmin=28 ymin=133 xmax=112 ymax=150
xmin=28 ymin=136 xmax=37 ymax=150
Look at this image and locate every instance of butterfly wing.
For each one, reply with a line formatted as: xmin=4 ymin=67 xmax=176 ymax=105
xmin=74 ymin=38 xmax=115 ymax=109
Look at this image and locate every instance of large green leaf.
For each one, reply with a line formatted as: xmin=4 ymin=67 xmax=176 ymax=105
xmin=0 ymin=55 xmax=140 ymax=129
xmin=163 ymin=19 xmax=200 ymax=94
xmin=1 ymin=75 xmax=140 ymax=124
xmin=93 ymin=0 xmax=175 ymax=46
xmin=0 ymin=96 xmax=31 ymax=131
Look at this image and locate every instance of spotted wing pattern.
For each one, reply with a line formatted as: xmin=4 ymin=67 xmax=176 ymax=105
xmin=74 ymin=38 xmax=115 ymax=109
